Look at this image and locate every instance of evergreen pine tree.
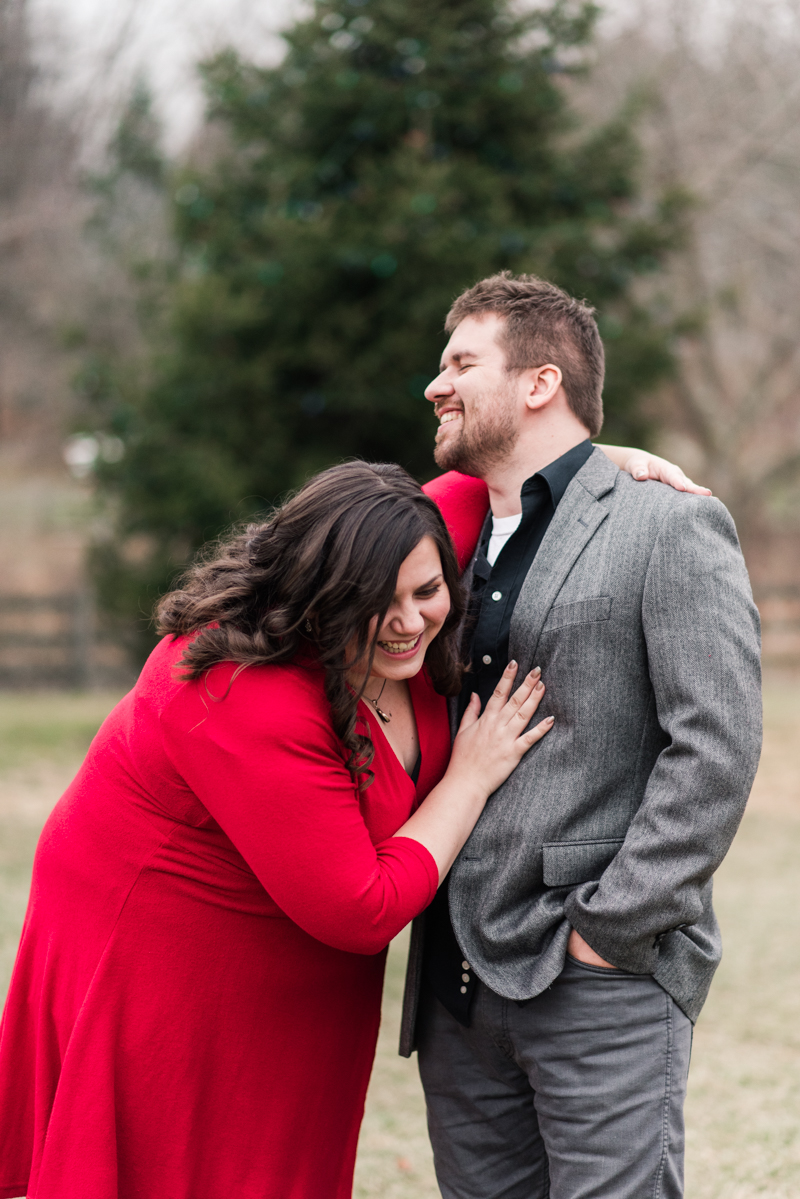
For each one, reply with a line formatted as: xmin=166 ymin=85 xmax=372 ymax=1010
xmin=89 ymin=0 xmax=682 ymax=654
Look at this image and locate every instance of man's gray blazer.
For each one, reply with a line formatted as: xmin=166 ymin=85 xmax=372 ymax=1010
xmin=400 ymin=447 xmax=762 ymax=1055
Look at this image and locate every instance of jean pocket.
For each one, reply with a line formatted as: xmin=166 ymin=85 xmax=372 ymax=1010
xmin=565 ymin=954 xmax=641 ymax=978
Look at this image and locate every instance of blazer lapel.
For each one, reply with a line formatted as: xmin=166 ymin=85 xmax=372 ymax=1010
xmin=509 ymin=448 xmax=617 ymax=674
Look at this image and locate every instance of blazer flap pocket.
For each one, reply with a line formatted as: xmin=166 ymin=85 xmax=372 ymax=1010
xmin=542 ymin=595 xmax=612 ymax=633
xmin=542 ymin=838 xmax=625 ymax=886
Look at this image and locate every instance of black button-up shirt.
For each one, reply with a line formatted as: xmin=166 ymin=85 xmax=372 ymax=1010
xmin=423 ymin=439 xmax=594 ymax=1025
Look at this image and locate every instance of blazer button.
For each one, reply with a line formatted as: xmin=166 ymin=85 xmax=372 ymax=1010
xmin=460 ymin=985 xmax=467 ymax=993
xmin=482 ymin=654 xmax=492 ymax=665
xmin=462 ymin=973 xmax=470 ymax=983
xmin=461 ymin=960 xmax=470 ymax=970
xmin=491 ymin=591 xmax=502 ymax=601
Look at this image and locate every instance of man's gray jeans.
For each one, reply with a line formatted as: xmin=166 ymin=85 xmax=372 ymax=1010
xmin=417 ymin=956 xmax=692 ymax=1199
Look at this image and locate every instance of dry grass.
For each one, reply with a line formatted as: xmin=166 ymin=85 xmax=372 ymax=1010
xmin=0 ymin=676 xmax=797 ymax=1198
xmin=680 ymin=673 xmax=800 ymax=1199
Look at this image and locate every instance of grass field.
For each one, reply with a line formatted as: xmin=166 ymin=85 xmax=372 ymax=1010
xmin=0 ymin=678 xmax=797 ymax=1197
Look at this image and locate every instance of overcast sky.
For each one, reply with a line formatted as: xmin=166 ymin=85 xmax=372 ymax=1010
xmin=32 ymin=0 xmax=304 ymax=150
xmin=30 ymin=0 xmax=793 ymax=153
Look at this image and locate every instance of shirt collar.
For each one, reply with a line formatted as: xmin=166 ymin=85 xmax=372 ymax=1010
xmin=520 ymin=439 xmax=594 ymax=509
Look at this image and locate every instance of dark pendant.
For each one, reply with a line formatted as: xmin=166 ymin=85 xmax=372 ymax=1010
xmin=373 ymin=705 xmax=391 ymax=724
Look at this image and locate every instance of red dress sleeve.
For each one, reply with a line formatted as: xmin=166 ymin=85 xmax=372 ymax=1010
xmin=423 ymin=471 xmax=489 ymax=572
xmin=159 ymin=662 xmax=439 ymax=956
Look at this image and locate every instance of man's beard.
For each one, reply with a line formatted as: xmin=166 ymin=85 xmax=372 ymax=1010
xmin=433 ymin=383 xmax=519 ymax=478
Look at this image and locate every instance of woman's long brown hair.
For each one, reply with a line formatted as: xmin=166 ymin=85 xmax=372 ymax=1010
xmin=156 ymin=461 xmax=466 ymax=787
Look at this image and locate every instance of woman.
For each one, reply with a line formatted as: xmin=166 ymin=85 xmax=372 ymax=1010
xmin=0 ymin=462 xmax=551 ymax=1199
xmin=0 ymin=451 xmax=704 ymax=1199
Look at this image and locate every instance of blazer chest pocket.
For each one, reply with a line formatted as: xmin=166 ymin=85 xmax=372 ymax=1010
xmin=542 ymin=838 xmax=625 ymax=887
xmin=541 ymin=595 xmax=612 ymax=633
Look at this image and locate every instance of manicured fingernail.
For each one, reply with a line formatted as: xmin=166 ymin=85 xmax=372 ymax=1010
xmin=545 ymin=716 xmax=554 ymax=723
xmin=531 ymin=666 xmax=541 ymax=677
xmin=634 ymin=469 xmax=647 ymax=479
xmin=535 ymin=680 xmax=545 ymax=691
xmin=507 ymin=660 xmax=517 ymax=668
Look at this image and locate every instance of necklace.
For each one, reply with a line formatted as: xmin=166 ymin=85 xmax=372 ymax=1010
xmin=364 ymin=678 xmax=392 ymax=724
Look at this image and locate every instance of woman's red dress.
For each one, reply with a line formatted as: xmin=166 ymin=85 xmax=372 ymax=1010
xmin=0 ymin=636 xmax=449 ymax=1199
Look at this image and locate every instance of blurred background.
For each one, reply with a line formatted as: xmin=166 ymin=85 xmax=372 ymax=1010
xmin=1 ymin=0 xmax=799 ymax=1195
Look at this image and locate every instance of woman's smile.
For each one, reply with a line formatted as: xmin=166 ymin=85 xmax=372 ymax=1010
xmin=376 ymin=632 xmax=424 ymax=659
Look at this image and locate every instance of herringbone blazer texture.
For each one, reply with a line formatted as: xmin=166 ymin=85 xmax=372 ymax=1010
xmin=400 ymin=449 xmax=762 ymax=1055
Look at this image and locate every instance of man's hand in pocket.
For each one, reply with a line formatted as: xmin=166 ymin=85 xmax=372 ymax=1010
xmin=567 ymin=929 xmax=616 ymax=969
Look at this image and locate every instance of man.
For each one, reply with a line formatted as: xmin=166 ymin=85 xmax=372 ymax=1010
xmin=403 ymin=273 xmax=762 ymax=1199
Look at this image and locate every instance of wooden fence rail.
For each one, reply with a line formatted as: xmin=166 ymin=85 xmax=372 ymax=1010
xmin=0 ymin=593 xmax=104 ymax=688
xmin=0 ymin=588 xmax=797 ymax=689
xmin=757 ymin=590 xmax=800 ymax=666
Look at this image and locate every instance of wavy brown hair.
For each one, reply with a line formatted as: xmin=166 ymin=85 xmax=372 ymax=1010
xmin=157 ymin=461 xmax=466 ymax=787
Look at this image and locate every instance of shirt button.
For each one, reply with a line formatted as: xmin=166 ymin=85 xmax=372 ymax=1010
xmin=482 ymin=654 xmax=492 ymax=665
xmin=491 ymin=591 xmax=502 ymax=601
xmin=461 ymin=960 xmax=470 ymax=970
xmin=460 ymin=985 xmax=468 ymax=994
xmin=462 ymin=973 xmax=470 ymax=983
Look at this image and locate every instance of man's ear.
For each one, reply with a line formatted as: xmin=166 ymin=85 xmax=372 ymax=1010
xmin=524 ymin=364 xmax=562 ymax=412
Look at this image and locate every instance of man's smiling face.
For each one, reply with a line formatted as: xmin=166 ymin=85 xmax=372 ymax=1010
xmin=425 ymin=313 xmax=521 ymax=477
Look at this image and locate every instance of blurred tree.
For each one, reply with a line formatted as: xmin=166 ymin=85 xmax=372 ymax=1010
xmin=87 ymin=0 xmax=684 ymax=656
xmin=0 ymin=0 xmax=84 ymax=450
xmin=577 ymin=0 xmax=800 ymax=565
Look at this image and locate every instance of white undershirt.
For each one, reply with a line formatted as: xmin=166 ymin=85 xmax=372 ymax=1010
xmin=486 ymin=512 xmax=522 ymax=567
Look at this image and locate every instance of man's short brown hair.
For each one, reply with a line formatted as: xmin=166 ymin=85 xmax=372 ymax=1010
xmin=445 ymin=272 xmax=604 ymax=438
